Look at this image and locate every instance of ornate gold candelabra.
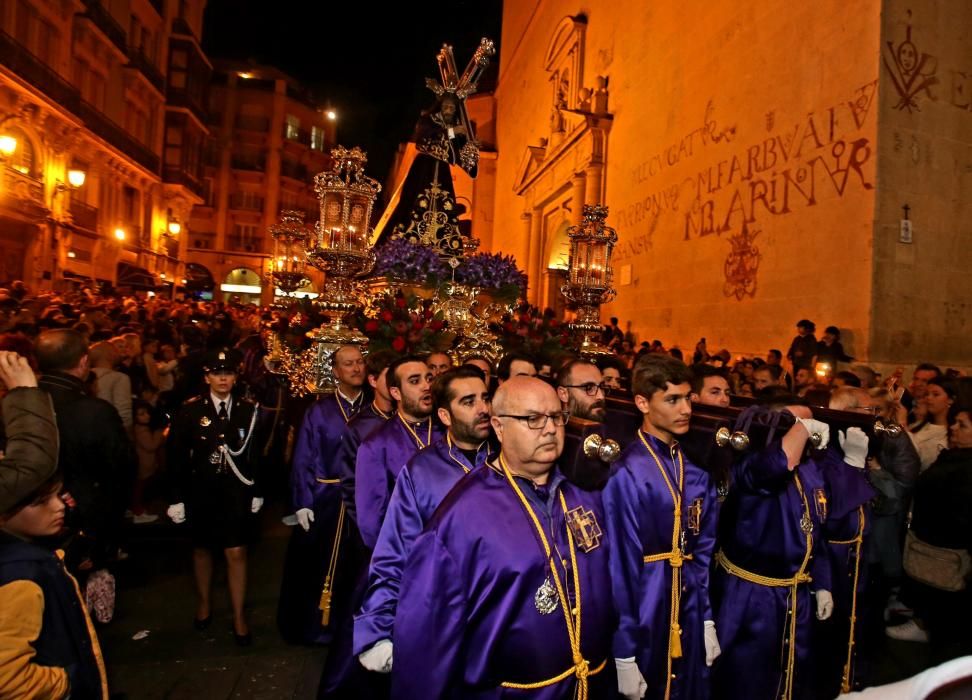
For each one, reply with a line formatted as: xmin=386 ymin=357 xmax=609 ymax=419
xmin=302 ymin=146 xmax=381 ymax=392
xmin=561 ymin=204 xmax=618 ymax=358
xmin=264 ymin=211 xmax=312 ymax=372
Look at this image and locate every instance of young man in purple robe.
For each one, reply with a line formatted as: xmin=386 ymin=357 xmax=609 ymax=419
xmin=355 ymin=366 xmax=492 ymax=672
xmin=604 ymin=354 xmax=720 ymax=700
xmin=354 ymin=355 xmax=442 ymax=551
xmin=392 ymin=377 xmax=616 ymax=699
xmin=278 ymin=345 xmax=365 ymax=645
xmin=711 ymin=401 xmax=836 ymax=700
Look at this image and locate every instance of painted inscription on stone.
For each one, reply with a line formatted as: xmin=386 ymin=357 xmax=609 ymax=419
xmin=614 ymin=80 xmax=879 ymax=301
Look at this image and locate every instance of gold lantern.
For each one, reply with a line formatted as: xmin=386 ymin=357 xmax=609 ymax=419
xmin=561 ymin=204 xmax=618 ymax=357
xmin=302 ymin=146 xmax=381 ymax=392
xmin=269 ymin=210 xmax=311 ymax=298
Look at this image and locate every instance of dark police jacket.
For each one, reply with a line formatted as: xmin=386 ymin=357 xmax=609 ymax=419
xmin=167 ymin=393 xmax=260 ymax=502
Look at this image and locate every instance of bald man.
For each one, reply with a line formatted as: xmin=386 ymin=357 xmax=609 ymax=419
xmin=392 ymin=377 xmax=616 ymax=700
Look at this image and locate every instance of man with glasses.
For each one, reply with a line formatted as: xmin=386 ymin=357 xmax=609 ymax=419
xmin=603 ymin=355 xmax=720 ymax=700
xmin=557 ymin=359 xmax=609 ymax=422
xmin=355 ymin=366 xmax=493 ymax=674
xmin=392 ymin=377 xmax=615 ymax=699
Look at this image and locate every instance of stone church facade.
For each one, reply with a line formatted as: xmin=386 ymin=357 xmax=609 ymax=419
xmin=467 ymin=0 xmax=972 ymax=370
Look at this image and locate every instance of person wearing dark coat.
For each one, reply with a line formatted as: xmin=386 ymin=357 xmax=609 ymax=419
xmin=36 ymin=330 xmax=133 ymax=567
xmin=786 ymin=319 xmax=818 ymax=374
xmin=0 ymin=351 xmax=60 ymax=513
xmin=166 ymin=347 xmax=262 ymax=646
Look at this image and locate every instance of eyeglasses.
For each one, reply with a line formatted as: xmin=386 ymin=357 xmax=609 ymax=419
xmin=560 ymin=382 xmax=611 ymax=396
xmin=495 ymin=411 xmax=570 ymax=430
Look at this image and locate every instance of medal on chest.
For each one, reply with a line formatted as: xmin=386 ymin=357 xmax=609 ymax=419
xmin=814 ymin=488 xmax=828 ymax=520
xmin=687 ymin=498 xmax=703 ymax=536
xmin=800 ymin=511 xmax=814 ymax=534
xmin=200 ymin=416 xmax=211 ymax=427
xmin=565 ymin=505 xmax=602 ymax=553
xmin=534 ymin=577 xmax=559 ymax=615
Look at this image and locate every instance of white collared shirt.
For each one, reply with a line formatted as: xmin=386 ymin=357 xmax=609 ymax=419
xmin=210 ymin=392 xmax=233 ymax=419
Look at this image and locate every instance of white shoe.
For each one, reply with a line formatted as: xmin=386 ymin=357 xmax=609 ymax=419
xmin=886 ymin=619 xmax=929 ymax=642
xmin=132 ymin=513 xmax=159 ymax=524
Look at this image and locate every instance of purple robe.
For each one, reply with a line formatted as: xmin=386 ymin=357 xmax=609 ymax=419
xmin=392 ymin=465 xmax=616 ymax=700
xmin=337 ymin=402 xmax=391 ymax=523
xmin=354 ymin=436 xmax=489 ymax=655
xmin=354 ymin=414 xmax=443 ymax=550
xmin=603 ymin=432 xmax=717 ymax=700
xmin=712 ymin=444 xmax=832 ymax=700
xmin=277 ymin=392 xmax=361 ymax=645
xmin=815 ymin=448 xmax=875 ymax=696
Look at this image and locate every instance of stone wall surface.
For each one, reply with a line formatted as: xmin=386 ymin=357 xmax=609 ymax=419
xmin=492 ymin=1 xmax=895 ymax=361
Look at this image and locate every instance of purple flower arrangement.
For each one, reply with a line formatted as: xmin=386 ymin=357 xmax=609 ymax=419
xmin=372 ymin=238 xmax=449 ymax=284
xmin=455 ymin=252 xmax=528 ymax=303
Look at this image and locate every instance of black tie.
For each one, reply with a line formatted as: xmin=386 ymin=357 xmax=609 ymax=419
xmin=218 ymin=401 xmax=228 ymax=421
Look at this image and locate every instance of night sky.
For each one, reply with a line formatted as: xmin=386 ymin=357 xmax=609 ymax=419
xmin=202 ymin=0 xmax=503 ymax=186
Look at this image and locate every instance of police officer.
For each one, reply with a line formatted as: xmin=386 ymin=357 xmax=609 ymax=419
xmin=166 ymin=347 xmax=262 ymax=645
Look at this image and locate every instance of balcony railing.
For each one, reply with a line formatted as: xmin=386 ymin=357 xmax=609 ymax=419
xmin=126 ymin=47 xmax=165 ymax=92
xmin=235 ymin=115 xmax=270 ymax=132
xmin=231 ymin=157 xmax=265 ymax=172
xmin=0 ymin=30 xmax=81 ymax=113
xmin=1 ymin=31 xmax=160 ymax=174
xmin=69 ymin=200 xmax=99 ymax=231
xmin=171 ymin=17 xmax=196 ymax=40
xmin=163 ymin=167 xmax=205 ymax=198
xmin=280 ymin=160 xmax=308 ymax=181
xmin=78 ymin=101 xmax=160 ymax=173
xmin=229 ymin=193 xmax=264 ymax=211
xmin=226 ymin=236 xmax=264 ymax=254
xmin=166 ymin=87 xmax=208 ymax=126
xmin=283 ymin=126 xmax=312 ymax=147
xmin=79 ymin=0 xmax=128 ymax=53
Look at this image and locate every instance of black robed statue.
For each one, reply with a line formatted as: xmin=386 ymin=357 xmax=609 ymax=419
xmin=373 ymin=38 xmax=495 ymax=259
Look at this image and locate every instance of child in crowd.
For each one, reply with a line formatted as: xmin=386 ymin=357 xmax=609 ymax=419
xmin=0 ymin=474 xmax=109 ymax=698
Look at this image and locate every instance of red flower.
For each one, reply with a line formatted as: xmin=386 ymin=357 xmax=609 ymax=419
xmin=396 ymin=297 xmax=408 ymax=308
xmin=424 ymin=309 xmax=433 ymax=320
xmin=429 ymin=320 xmax=444 ymax=332
xmin=364 ymin=320 xmax=379 ymax=333
xmin=413 ymin=319 xmax=424 ymax=330
xmin=392 ymin=336 xmax=406 ymax=352
xmin=548 ymin=319 xmax=558 ymax=328
xmin=381 ymin=310 xmax=394 ymax=322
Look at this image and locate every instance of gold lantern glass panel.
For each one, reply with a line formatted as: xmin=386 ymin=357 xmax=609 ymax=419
xmin=561 ymin=204 xmax=618 ymax=358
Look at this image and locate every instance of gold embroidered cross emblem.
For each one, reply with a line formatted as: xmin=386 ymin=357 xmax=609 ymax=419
xmin=565 ymin=505 xmax=603 ymax=553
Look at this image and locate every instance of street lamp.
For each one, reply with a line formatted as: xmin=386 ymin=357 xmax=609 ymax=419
xmin=167 ymin=220 xmax=182 ymax=235
xmin=67 ymin=169 xmax=86 ymax=188
xmin=326 ymin=110 xmax=337 ymax=121
xmin=114 ymin=227 xmax=126 ymax=241
xmin=0 ymin=135 xmax=16 ymax=158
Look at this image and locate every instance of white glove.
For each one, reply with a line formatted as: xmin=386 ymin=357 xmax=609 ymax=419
xmin=359 ymin=639 xmax=393 ymax=673
xmin=704 ymin=620 xmax=721 ymax=667
xmin=816 ymin=589 xmax=834 ymax=620
xmin=795 ymin=417 xmax=830 ymax=449
xmin=615 ymin=657 xmax=647 ymax=700
xmin=166 ymin=503 xmax=186 ymax=524
xmin=295 ymin=507 xmax=315 ymax=531
xmin=251 ymin=497 xmax=264 ymax=514
xmin=839 ymin=427 xmax=869 ymax=469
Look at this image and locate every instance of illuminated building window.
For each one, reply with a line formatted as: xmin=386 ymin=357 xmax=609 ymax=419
xmin=285 ymin=114 xmax=300 ymax=141
xmin=311 ymin=126 xmax=325 ymax=151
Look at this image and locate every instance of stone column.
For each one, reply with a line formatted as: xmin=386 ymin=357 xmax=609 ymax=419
xmin=527 ymin=207 xmax=543 ymax=306
xmin=585 ymin=165 xmax=603 ymax=206
xmin=571 ymin=173 xmax=586 ymax=224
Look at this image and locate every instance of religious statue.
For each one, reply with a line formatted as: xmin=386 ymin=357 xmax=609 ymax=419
xmin=375 ymin=38 xmax=495 ymax=260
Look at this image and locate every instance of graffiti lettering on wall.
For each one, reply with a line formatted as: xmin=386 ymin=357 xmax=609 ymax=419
xmin=883 ymin=22 xmax=938 ymax=112
xmin=723 ymin=222 xmax=761 ymax=300
xmin=630 ymin=101 xmax=737 ymax=184
xmin=614 ymin=80 xmax=878 ymax=301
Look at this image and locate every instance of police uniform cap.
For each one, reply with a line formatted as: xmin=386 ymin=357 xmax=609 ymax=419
xmin=203 ymin=347 xmax=242 ymax=373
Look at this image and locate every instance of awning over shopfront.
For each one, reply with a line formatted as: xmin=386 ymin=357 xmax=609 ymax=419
xmin=116 ymin=262 xmax=156 ymax=289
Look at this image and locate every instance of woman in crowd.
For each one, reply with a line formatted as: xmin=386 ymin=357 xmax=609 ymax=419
xmin=886 ymin=404 xmax=972 ymax=663
xmin=908 ymin=377 xmax=955 ymax=471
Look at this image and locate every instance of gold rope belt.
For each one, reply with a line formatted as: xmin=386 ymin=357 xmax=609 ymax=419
xmin=318 ymin=501 xmax=345 ymax=625
xmin=828 ymin=506 xmax=866 ymax=694
xmin=316 ymin=477 xmax=340 ymax=484
xmin=716 ymin=550 xmax=810 ymax=700
xmin=501 ymin=658 xmax=607 ymax=691
xmin=644 ymin=549 xmax=695 ymax=665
